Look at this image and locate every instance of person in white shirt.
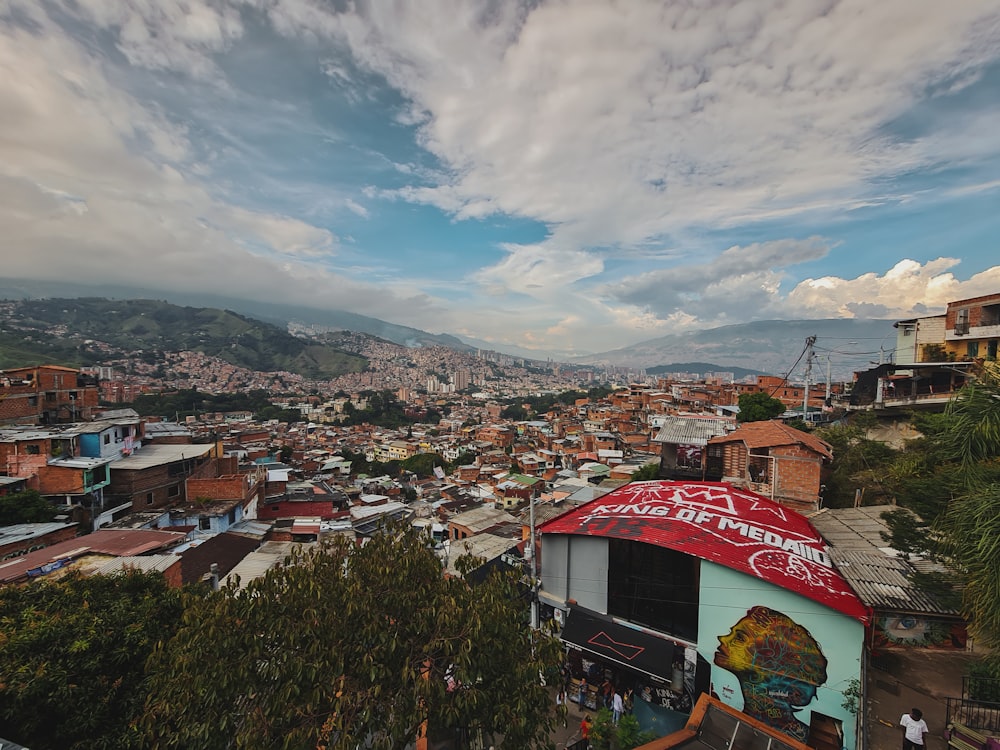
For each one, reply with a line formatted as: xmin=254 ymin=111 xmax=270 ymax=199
xmin=612 ymin=690 xmax=624 ymax=724
xmin=900 ymin=707 xmax=928 ymax=749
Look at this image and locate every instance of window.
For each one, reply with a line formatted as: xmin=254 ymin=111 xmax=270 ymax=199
xmin=608 ymin=539 xmax=700 ymax=642
xmin=146 ymin=492 xmax=154 ymax=505
xmin=103 ymin=434 xmax=111 ymax=445
xmin=199 ymin=517 xmax=211 ymax=531
xmin=967 ymin=341 xmax=980 ymax=358
xmin=25 ymin=444 xmax=41 ymax=455
xmin=167 ymin=485 xmax=180 ymax=497
xmin=28 ymin=395 xmax=37 ymax=406
xmin=956 ymin=308 xmax=970 ymax=335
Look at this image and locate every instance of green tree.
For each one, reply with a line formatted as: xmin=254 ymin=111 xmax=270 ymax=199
xmin=0 ymin=570 xmax=185 ymax=750
xmin=501 ymin=403 xmax=528 ymax=420
xmin=141 ymin=528 xmax=561 ymax=749
xmin=736 ymin=392 xmax=787 ymax=422
xmin=615 ymin=713 xmax=658 ymax=749
xmin=815 ymin=423 xmax=897 ymax=508
xmin=936 ymin=368 xmax=1000 ymax=656
xmin=585 ymin=708 xmax=655 ymax=750
xmin=630 ymin=463 xmax=661 ymax=481
xmin=401 ymin=452 xmax=446 ymax=477
xmin=0 ymin=489 xmax=58 ymax=525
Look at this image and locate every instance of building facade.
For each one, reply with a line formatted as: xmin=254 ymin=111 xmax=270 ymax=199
xmin=538 ymin=481 xmax=869 ymax=750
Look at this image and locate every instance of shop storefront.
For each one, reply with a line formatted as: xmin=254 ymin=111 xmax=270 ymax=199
xmin=557 ymin=605 xmax=711 ymax=735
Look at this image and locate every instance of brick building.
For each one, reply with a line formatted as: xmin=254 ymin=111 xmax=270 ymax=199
xmin=707 ymin=420 xmax=833 ymax=511
xmin=945 ymin=292 xmax=1000 ymax=361
xmin=0 ymin=366 xmax=99 ymax=425
xmin=107 ymin=443 xmax=215 ymax=513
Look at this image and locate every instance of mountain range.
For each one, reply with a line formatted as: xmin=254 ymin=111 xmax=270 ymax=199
xmin=0 ymin=278 xmax=900 ymax=379
xmin=574 ymin=318 xmax=897 ymax=378
xmin=0 ymin=298 xmax=366 ymax=379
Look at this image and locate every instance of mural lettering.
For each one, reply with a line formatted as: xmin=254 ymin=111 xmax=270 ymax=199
xmin=714 ymin=606 xmax=828 ymax=743
xmin=585 ymin=501 xmax=832 ymax=568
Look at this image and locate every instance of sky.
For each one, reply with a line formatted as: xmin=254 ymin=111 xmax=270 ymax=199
xmin=2 ymin=0 xmax=1000 ymax=356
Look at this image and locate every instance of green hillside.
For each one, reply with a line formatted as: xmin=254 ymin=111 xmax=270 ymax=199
xmin=0 ymin=298 xmax=367 ymax=379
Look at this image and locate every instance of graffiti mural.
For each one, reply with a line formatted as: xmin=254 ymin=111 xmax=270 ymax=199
xmin=714 ymin=606 xmax=828 ymax=743
xmin=874 ymin=615 xmax=968 ymax=649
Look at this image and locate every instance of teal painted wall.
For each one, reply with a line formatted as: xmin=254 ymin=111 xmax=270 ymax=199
xmin=698 ymin=561 xmax=864 ymax=750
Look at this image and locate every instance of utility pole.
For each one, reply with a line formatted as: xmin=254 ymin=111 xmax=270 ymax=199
xmin=802 ymin=336 xmax=816 ymax=421
xmin=825 ymin=355 xmax=832 ymax=405
xmin=528 ymin=494 xmax=538 ymax=630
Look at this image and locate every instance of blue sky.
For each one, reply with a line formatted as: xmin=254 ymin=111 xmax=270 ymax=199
xmin=1 ymin=0 xmax=999 ymax=356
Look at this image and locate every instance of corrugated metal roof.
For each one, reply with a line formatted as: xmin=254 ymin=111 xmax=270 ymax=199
xmin=828 ymin=548 xmax=957 ymax=614
xmin=222 ymin=541 xmax=309 ymax=590
xmin=445 ymin=533 xmax=520 ymax=576
xmin=0 ymin=522 xmax=77 ymax=545
xmin=110 ymin=442 xmax=213 ymax=469
xmin=92 ymin=555 xmax=180 ymax=577
xmin=0 ymin=528 xmax=186 ymax=582
xmin=810 ymin=505 xmax=959 ymax=614
xmin=653 ymin=417 xmax=731 ymax=446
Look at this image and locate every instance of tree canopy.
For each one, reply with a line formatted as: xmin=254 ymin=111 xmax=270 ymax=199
xmin=630 ymin=463 xmax=661 ymax=481
xmin=0 ymin=570 xmax=185 ymax=750
xmin=736 ymin=392 xmax=787 ymax=422
xmin=142 ymin=528 xmax=561 ymax=749
xmin=0 ymin=489 xmax=59 ymax=525
xmin=935 ymin=368 xmax=1000 ymax=655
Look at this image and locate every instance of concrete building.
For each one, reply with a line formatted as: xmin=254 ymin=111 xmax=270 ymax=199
xmin=539 ymin=481 xmax=868 ymax=750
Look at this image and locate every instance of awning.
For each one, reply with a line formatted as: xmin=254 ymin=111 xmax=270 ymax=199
xmin=560 ymin=607 xmax=678 ymax=681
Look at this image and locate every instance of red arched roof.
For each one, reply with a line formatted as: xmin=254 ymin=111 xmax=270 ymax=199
xmin=540 ymin=481 xmax=869 ymax=623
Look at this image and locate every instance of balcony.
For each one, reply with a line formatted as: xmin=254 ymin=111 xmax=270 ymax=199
xmin=947 ymin=323 xmax=1000 ymax=341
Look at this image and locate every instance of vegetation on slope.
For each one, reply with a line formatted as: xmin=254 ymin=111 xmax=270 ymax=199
xmin=1 ymin=298 xmax=367 ymax=378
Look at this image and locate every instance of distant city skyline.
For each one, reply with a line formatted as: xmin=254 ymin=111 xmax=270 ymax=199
xmin=2 ymin=0 xmax=999 ymax=355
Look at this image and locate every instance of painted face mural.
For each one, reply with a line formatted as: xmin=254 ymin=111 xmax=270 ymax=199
xmin=714 ymin=606 xmax=828 ymax=743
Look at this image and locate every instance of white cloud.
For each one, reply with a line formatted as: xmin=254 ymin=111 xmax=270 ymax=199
xmin=66 ymin=0 xmax=245 ymax=78
xmin=785 ymin=258 xmax=1000 ymax=319
xmin=344 ymin=198 xmax=369 ymax=218
xmin=603 ymin=237 xmax=831 ymax=320
xmin=3 ymin=0 xmax=1000 ymax=355
xmin=307 ymin=0 xmax=1000 ymax=252
xmin=0 ymin=7 xmax=438 ymax=325
xmin=472 ymin=242 xmax=604 ymax=296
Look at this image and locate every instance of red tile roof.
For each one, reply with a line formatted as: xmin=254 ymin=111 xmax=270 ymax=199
xmin=708 ymin=420 xmax=833 ymax=459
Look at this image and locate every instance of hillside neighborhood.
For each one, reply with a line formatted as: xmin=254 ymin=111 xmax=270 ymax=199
xmin=1 ymin=290 xmax=999 ymax=750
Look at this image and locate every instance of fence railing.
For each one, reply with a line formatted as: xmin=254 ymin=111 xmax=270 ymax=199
xmin=945 ymin=697 xmax=1000 ymax=735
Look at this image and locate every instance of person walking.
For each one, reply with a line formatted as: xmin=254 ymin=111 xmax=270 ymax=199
xmin=900 ymin=707 xmax=928 ymax=750
xmin=580 ymin=714 xmax=593 ymax=749
xmin=612 ymin=689 xmax=624 ymax=725
xmin=577 ymin=675 xmax=588 ymax=712
xmin=601 ymin=677 xmax=613 ymax=709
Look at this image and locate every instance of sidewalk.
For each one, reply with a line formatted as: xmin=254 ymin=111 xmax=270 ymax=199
xmin=867 ymin=649 xmax=979 ymax=750
xmin=548 ymin=689 xmax=589 ymax=749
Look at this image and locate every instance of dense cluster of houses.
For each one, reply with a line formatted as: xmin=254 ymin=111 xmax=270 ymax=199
xmin=0 ymin=345 xmax=982 ymax=749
